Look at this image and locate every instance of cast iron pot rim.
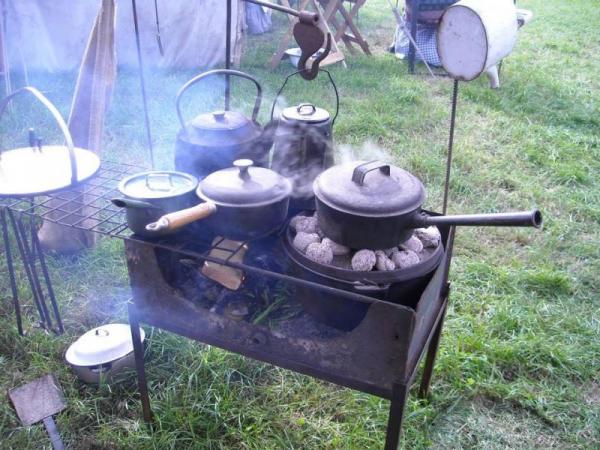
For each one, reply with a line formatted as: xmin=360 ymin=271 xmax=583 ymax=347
xmin=314 ymin=186 xmax=425 ymax=219
xmin=284 ymin=219 xmax=444 ymax=285
xmin=117 ymin=170 xmax=199 ymax=201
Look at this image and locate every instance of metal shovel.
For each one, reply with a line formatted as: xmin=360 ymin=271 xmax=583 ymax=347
xmin=8 ymin=374 xmax=66 ymax=450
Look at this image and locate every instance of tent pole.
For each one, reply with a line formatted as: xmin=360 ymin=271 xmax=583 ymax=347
xmin=225 ymin=0 xmax=232 ymax=111
xmin=131 ymin=0 xmax=155 ymax=169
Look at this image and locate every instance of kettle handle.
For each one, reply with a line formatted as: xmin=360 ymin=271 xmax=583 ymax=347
xmin=0 ymin=87 xmax=78 ymax=185
xmin=270 ymin=68 xmax=339 ymax=127
xmin=175 ymin=69 xmax=263 ymax=129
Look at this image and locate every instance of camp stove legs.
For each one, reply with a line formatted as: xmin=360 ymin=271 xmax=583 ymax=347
xmin=0 ymin=207 xmax=63 ymax=336
xmin=128 ymin=302 xmax=152 ymax=423
xmin=127 ymin=301 xmax=448 ymax=449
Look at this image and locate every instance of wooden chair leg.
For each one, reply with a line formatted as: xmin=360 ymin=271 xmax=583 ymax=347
xmin=335 ymin=1 xmax=370 ymax=54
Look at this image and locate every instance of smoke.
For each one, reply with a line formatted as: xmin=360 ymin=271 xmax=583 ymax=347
xmin=337 ymin=140 xmax=392 ymax=165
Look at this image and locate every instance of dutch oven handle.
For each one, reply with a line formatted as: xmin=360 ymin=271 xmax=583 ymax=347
xmin=0 ymin=87 xmax=78 ymax=185
xmin=270 ymin=68 xmax=339 ymax=126
xmin=175 ymin=69 xmax=263 ymax=129
xmin=351 ymin=160 xmax=391 ymax=185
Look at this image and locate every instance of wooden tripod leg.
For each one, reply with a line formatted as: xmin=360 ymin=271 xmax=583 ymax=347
xmin=129 ymin=302 xmax=153 ymax=423
xmin=384 ymin=383 xmax=409 ymax=450
xmin=334 ymin=0 xmax=371 ymax=55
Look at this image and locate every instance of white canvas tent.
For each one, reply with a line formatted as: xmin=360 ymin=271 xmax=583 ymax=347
xmin=2 ymin=0 xmax=245 ymax=72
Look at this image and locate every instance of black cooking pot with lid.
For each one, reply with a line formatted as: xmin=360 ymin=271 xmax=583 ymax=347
xmin=146 ymin=159 xmax=292 ymax=240
xmin=112 ymin=171 xmax=199 ymax=238
xmin=174 ymin=69 xmax=271 ymax=179
xmin=314 ymin=160 xmax=542 ymax=249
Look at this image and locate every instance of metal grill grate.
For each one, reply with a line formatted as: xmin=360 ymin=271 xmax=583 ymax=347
xmin=1 ymin=160 xmax=140 ymax=236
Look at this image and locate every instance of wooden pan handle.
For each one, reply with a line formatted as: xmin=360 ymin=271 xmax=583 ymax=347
xmin=146 ymin=202 xmax=216 ymax=233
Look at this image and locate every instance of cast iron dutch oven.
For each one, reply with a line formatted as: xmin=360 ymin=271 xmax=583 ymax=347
xmin=111 ymin=171 xmax=199 ymax=238
xmin=314 ymin=160 xmax=542 ymax=249
xmin=174 ymin=69 xmax=271 ymax=180
xmin=145 ymin=159 xmax=292 ymax=240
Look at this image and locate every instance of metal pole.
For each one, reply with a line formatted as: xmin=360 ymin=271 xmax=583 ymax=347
xmin=225 ymin=0 xmax=232 ymax=111
xmin=1 ymin=208 xmax=23 ymax=335
xmin=30 ymin=217 xmax=64 ymax=334
xmin=131 ymin=0 xmax=155 ymax=169
xmin=8 ymin=210 xmax=50 ymax=328
xmin=442 ymin=79 xmax=459 ymax=215
xmin=243 ymin=0 xmax=303 ymax=18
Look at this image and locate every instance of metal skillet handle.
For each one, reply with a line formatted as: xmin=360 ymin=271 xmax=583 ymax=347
xmin=415 ymin=209 xmax=543 ymax=229
xmin=0 ymin=87 xmax=78 ymax=185
xmin=351 ymin=161 xmax=391 ymax=185
xmin=175 ymin=69 xmax=263 ymax=129
xmin=145 ymin=202 xmax=217 ymax=233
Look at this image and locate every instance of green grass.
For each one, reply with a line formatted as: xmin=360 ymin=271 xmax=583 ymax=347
xmin=1 ymin=0 xmax=599 ymax=448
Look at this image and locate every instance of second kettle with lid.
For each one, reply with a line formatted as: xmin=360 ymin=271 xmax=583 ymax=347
xmin=270 ymin=70 xmax=339 ymax=213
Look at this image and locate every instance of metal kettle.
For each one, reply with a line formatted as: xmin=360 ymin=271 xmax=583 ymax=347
xmin=174 ymin=69 xmax=272 ymax=180
xmin=270 ymin=70 xmax=339 ymax=213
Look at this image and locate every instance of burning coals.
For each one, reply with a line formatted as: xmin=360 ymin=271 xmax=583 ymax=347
xmin=290 ymin=212 xmax=441 ymax=271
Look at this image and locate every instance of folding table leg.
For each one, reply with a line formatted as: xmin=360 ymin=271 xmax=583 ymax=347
xmin=1 ymin=208 xmax=23 ymax=336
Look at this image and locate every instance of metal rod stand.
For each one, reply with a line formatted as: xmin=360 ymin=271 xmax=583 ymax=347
xmin=1 ymin=207 xmax=22 ymax=335
xmin=0 ymin=207 xmax=63 ymax=335
xmin=443 ymin=79 xmax=459 ymax=215
xmin=225 ymin=0 xmax=232 ymax=111
xmin=131 ymin=0 xmax=155 ymax=169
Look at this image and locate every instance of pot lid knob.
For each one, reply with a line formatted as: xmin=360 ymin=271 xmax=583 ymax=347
xmin=234 ymin=159 xmax=253 ymax=179
xmin=95 ymin=328 xmax=109 ymax=337
xmin=212 ymin=110 xmax=227 ymax=122
xmin=297 ymin=103 xmax=316 ymax=116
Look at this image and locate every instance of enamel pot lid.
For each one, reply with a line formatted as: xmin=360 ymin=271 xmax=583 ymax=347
xmin=197 ymin=159 xmax=292 ymax=207
xmin=313 ymin=160 xmax=426 ymax=217
xmin=65 ymin=324 xmax=145 ymax=366
xmin=118 ymin=171 xmax=198 ymax=200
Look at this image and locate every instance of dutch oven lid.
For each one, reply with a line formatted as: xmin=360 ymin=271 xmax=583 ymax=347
xmin=282 ymin=103 xmax=330 ymax=123
xmin=118 ymin=171 xmax=198 ymax=200
xmin=313 ymin=160 xmax=426 ymax=217
xmin=183 ymin=110 xmax=261 ymax=147
xmin=198 ymin=159 xmax=292 ymax=207
xmin=65 ymin=323 xmax=145 ymax=366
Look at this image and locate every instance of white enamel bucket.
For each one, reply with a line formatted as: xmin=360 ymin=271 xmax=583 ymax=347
xmin=437 ymin=0 xmax=518 ymax=81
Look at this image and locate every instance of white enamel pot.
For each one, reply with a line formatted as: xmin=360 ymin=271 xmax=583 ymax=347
xmin=437 ymin=0 xmax=518 ymax=81
xmin=65 ymin=324 xmax=145 ymax=384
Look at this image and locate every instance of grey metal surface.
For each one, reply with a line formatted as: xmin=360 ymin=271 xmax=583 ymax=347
xmin=0 ymin=146 xmax=100 ymax=197
xmin=8 ymin=374 xmax=66 ymax=426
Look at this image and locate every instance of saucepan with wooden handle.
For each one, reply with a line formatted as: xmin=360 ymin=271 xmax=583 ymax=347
xmin=145 ymin=159 xmax=292 ymax=240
